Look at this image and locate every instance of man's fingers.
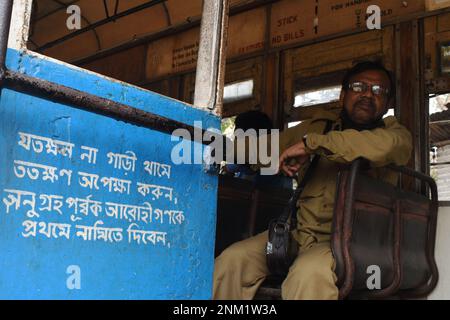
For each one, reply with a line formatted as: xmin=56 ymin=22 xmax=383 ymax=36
xmin=280 ymin=162 xmax=302 ymax=177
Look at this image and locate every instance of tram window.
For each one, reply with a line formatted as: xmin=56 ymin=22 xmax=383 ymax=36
xmin=288 ymin=121 xmax=302 ymax=128
xmin=294 ymin=86 xmax=341 ymax=108
xmin=429 ymin=93 xmax=450 ymax=201
xmin=27 ymin=0 xmax=204 ymax=90
xmin=384 ymin=108 xmax=395 ymax=118
xmin=223 ymin=79 xmax=254 ymax=104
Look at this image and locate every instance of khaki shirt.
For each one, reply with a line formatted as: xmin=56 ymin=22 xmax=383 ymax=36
xmin=277 ymin=108 xmax=413 ymax=249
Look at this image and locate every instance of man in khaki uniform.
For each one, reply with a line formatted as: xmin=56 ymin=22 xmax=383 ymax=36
xmin=213 ymin=61 xmax=413 ymax=300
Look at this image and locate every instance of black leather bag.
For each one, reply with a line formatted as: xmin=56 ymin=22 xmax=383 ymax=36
xmin=266 ymin=120 xmax=331 ymax=276
xmin=266 ymin=187 xmax=302 ymax=276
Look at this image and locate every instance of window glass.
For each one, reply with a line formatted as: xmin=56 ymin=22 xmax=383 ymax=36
xmin=223 ymin=79 xmax=254 ymax=104
xmin=294 ymin=86 xmax=341 ymax=107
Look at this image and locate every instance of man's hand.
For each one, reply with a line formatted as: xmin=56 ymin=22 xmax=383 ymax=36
xmin=279 ymin=141 xmax=311 ymax=177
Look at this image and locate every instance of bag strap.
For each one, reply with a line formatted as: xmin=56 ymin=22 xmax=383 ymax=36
xmin=278 ymin=120 xmax=333 ymax=228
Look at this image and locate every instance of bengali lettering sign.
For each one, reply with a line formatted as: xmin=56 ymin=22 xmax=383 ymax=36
xmin=3 ymin=131 xmax=181 ymax=248
xmin=0 ymin=49 xmax=218 ymax=299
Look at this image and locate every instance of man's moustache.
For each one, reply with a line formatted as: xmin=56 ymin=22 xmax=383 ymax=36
xmin=354 ymin=99 xmax=376 ymax=110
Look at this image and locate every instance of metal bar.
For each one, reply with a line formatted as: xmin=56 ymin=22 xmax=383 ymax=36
xmin=193 ymin=0 xmax=229 ymax=113
xmin=36 ymin=0 xmax=80 ymax=22
xmin=430 ymin=162 xmax=450 ymax=166
xmin=429 ymin=119 xmax=450 ymax=124
xmin=0 ymin=0 xmax=13 ymax=79
xmin=74 ymin=18 xmax=201 ymax=66
xmin=102 ymin=0 xmax=110 ymax=19
xmin=0 ymin=1 xmax=223 ymax=149
xmin=3 ymin=70 xmax=216 ymax=145
xmin=72 ymin=0 xmax=275 ymax=67
xmin=438 ymin=201 xmax=450 ymax=207
xmin=37 ymin=0 xmax=166 ymax=52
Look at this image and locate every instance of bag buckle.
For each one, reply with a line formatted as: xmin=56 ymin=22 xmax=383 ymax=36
xmin=273 ymin=222 xmax=289 ymax=234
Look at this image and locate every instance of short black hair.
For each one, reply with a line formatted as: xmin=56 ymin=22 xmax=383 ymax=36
xmin=235 ymin=110 xmax=273 ymax=133
xmin=342 ymin=61 xmax=395 ymax=99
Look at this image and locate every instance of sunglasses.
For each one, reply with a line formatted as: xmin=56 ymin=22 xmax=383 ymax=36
xmin=347 ymin=81 xmax=390 ymax=97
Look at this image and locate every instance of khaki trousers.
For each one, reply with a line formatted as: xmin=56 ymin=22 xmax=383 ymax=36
xmin=213 ymin=231 xmax=339 ymax=300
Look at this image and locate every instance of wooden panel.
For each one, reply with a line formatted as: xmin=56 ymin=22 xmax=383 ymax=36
xmin=397 ymin=21 xmax=422 ymax=185
xmin=318 ymin=0 xmax=425 ymax=37
xmin=263 ymin=52 xmax=280 ymax=124
xmin=382 ymin=26 xmax=396 ymax=71
xmin=81 ymin=45 xmax=147 ymax=85
xmin=425 ymin=16 xmax=438 ymax=78
xmin=222 ymin=58 xmax=264 ymax=117
xmin=229 ymin=0 xmax=258 ymax=6
xmin=437 ymin=12 xmax=450 ymax=32
xmin=437 ymin=30 xmax=450 ymax=43
xmin=424 ymin=13 xmax=450 ymax=85
xmin=282 ymin=50 xmax=295 ymax=122
xmin=32 ymin=0 xmax=167 ymax=52
xmin=270 ymin=0 xmax=316 ymax=48
xmin=269 ymin=0 xmax=424 ymax=49
xmin=41 ymin=32 xmax=99 ymax=62
xmin=95 ymin=4 xmax=167 ymax=50
xmin=227 ymin=7 xmax=266 ymax=57
xmin=182 ymin=72 xmax=196 ymax=104
xmin=145 ymin=27 xmax=200 ymax=80
xmin=291 ymin=30 xmax=384 ymax=74
xmin=142 ymin=79 xmax=170 ymax=97
xmin=165 ymin=0 xmax=203 ymax=25
xmin=426 ymin=0 xmax=450 ymax=11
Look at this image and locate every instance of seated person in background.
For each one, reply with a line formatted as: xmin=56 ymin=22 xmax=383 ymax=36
xmin=222 ymin=110 xmax=292 ymax=190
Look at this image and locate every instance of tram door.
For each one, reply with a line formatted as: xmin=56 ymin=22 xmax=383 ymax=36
xmin=0 ymin=0 xmax=222 ymax=299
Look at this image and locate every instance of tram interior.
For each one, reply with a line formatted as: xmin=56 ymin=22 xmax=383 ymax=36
xmin=26 ymin=0 xmax=450 ymax=299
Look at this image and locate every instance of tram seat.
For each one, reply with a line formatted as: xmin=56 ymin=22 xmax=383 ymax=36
xmin=255 ymin=159 xmax=439 ymax=300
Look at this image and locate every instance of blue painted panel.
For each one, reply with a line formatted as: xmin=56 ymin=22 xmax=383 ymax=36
xmin=0 ymin=49 xmax=219 ymax=299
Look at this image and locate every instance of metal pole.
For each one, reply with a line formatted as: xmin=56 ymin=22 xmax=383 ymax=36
xmin=193 ymin=0 xmax=229 ymax=114
xmin=0 ymin=0 xmax=13 ymax=81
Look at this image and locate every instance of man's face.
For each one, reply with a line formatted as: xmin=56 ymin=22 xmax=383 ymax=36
xmin=340 ymin=69 xmax=392 ymax=125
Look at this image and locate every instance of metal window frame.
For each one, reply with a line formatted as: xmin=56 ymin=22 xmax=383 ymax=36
xmin=193 ymin=0 xmax=229 ymax=115
xmin=0 ymin=0 xmax=228 ymax=144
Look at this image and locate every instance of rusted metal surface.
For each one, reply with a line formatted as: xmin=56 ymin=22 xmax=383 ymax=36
xmin=3 ymin=70 xmax=215 ymax=144
xmin=0 ymin=0 xmax=13 ymax=80
xmin=333 ymin=160 xmax=439 ymax=300
xmin=193 ymin=0 xmax=229 ymax=114
xmin=338 ymin=159 xmax=361 ymax=300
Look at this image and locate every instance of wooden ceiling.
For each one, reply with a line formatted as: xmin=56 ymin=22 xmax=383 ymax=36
xmin=28 ymin=0 xmax=255 ymax=62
